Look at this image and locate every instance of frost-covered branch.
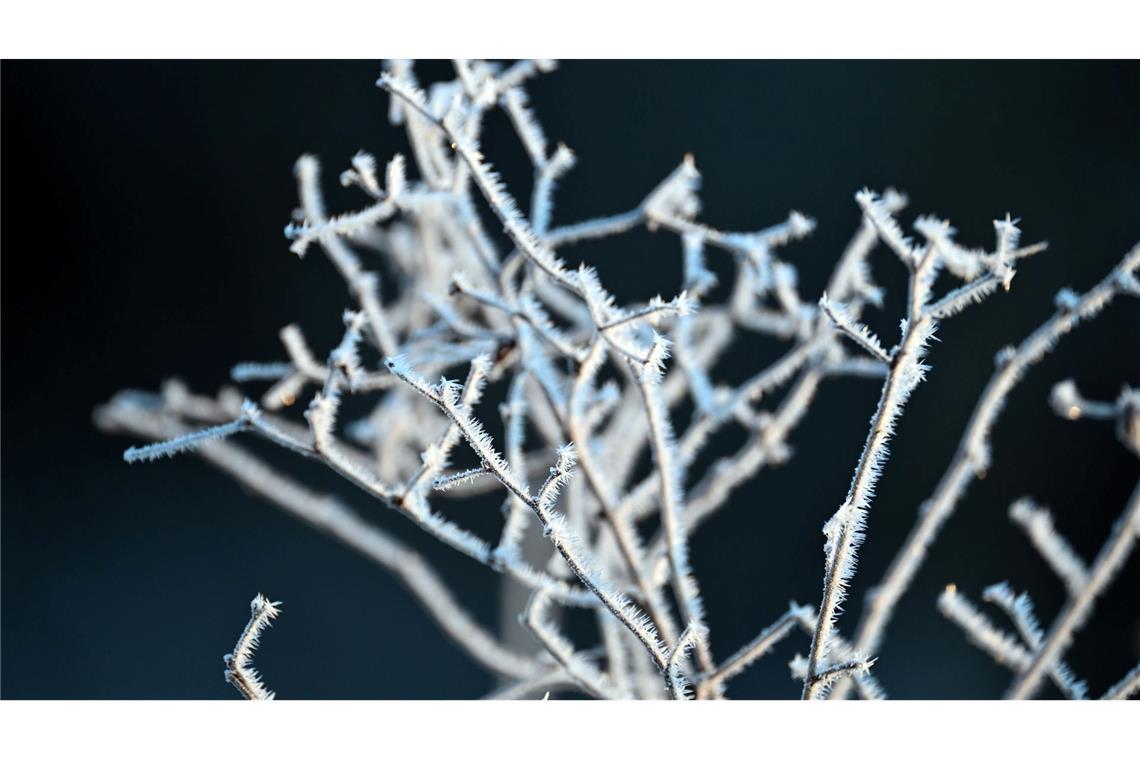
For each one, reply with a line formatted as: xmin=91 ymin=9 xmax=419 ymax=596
xmin=1101 ymin=662 xmax=1140 ymax=700
xmin=1007 ymin=478 xmax=1140 ymax=699
xmin=387 ymin=356 xmax=672 ymax=675
xmin=836 ymin=244 xmax=1140 ymax=699
xmin=804 ymin=212 xmax=943 ymax=698
xmin=937 ymin=379 xmax=1140 ymax=700
xmin=938 ymin=585 xmax=1033 ymax=671
xmin=818 ymin=293 xmax=890 ymax=363
xmin=223 ymin=594 xmax=282 ymax=700
xmin=1050 ymin=380 xmax=1140 ymax=458
xmin=634 ymin=335 xmax=714 ymax=675
xmin=1008 ymin=499 xmax=1090 ymax=596
xmin=666 ymin=621 xmax=708 ymax=700
xmin=523 ymin=590 xmax=627 ymax=700
xmin=95 ymin=392 xmax=544 ymax=680
xmin=981 ymin=582 xmax=1087 ymax=699
xmin=698 ymin=602 xmax=810 ymax=698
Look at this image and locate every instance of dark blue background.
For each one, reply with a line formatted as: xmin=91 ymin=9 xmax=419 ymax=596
xmin=3 ymin=61 xmax=1139 ymax=698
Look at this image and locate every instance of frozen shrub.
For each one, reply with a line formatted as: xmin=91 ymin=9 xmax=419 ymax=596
xmin=95 ymin=60 xmax=1140 ymax=699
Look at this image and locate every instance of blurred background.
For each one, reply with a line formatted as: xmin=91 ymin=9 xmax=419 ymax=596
xmin=2 ymin=60 xmax=1138 ymax=699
